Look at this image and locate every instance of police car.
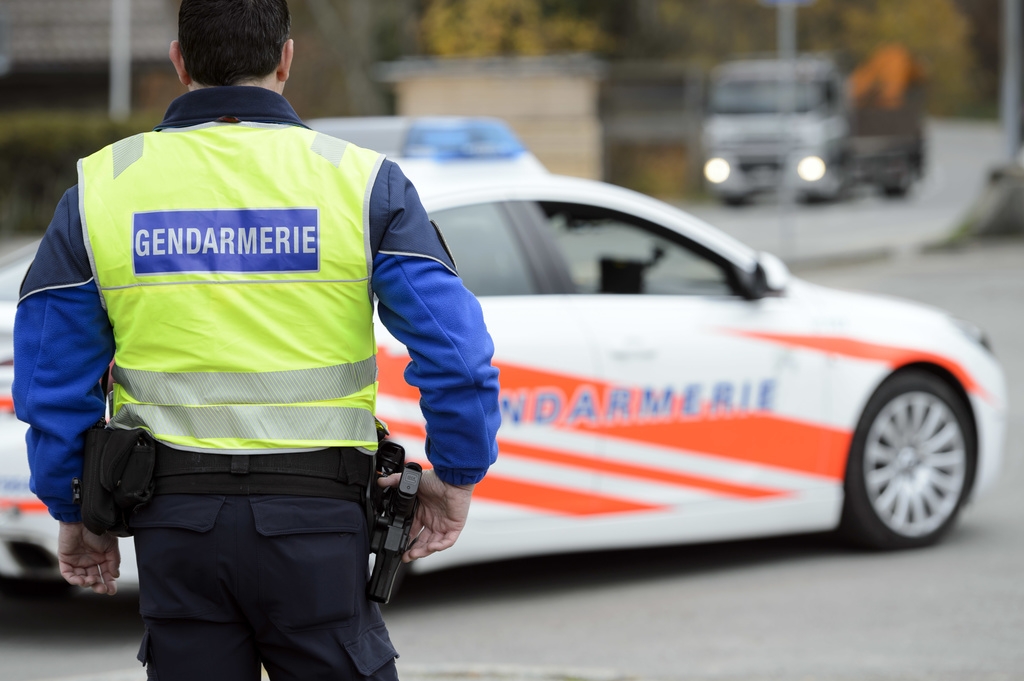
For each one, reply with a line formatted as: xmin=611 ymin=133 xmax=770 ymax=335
xmin=377 ymin=171 xmax=1005 ymax=572
xmin=0 ymin=142 xmax=1006 ymax=594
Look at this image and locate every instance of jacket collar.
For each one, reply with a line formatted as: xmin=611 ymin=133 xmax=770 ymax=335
xmin=156 ymin=86 xmax=307 ymax=130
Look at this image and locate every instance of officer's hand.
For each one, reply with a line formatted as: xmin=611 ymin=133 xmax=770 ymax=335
xmin=378 ymin=469 xmax=474 ymax=563
xmin=57 ymin=521 xmax=120 ymax=595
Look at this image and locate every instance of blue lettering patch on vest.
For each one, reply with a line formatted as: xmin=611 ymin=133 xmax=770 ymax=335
xmin=132 ymin=208 xmax=320 ymax=275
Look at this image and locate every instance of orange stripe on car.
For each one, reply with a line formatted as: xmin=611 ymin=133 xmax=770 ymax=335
xmin=383 ymin=416 xmax=805 ymax=497
xmin=0 ymin=498 xmax=49 ymax=513
xmin=383 ymin=420 xmax=665 ymax=516
xmin=589 ymin=415 xmax=851 ymax=480
xmin=473 ymin=475 xmax=666 ymax=516
xmin=385 ymin=419 xmax=671 ymax=516
xmin=499 ymin=440 xmax=789 ymax=499
xmin=729 ymin=330 xmax=991 ymax=401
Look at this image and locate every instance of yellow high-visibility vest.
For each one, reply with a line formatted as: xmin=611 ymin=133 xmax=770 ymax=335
xmin=79 ymin=122 xmax=384 ymax=453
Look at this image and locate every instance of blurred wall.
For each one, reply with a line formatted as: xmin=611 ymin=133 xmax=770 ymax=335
xmin=380 ymin=56 xmax=604 ymax=179
xmin=0 ymin=0 xmax=177 ymax=112
xmin=601 ymin=61 xmax=704 ymax=197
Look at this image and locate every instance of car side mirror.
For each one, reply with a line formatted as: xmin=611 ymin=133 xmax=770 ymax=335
xmin=756 ymin=251 xmax=790 ymax=294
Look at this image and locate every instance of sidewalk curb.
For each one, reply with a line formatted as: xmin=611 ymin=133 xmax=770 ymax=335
xmin=397 ymin=665 xmax=642 ymax=681
xmin=783 ymin=246 xmax=894 ymax=273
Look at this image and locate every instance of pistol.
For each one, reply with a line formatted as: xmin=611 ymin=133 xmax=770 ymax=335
xmin=367 ymin=440 xmax=421 ymax=604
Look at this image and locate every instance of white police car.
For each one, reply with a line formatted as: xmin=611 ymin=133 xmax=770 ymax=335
xmin=0 ymin=132 xmax=1006 ymax=595
xmin=376 ymin=171 xmax=1005 ymax=572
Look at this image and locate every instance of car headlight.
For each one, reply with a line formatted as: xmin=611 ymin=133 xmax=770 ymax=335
xmin=796 ymin=156 xmax=826 ymax=182
xmin=704 ymin=158 xmax=730 ymax=184
xmin=952 ymin=317 xmax=993 ymax=353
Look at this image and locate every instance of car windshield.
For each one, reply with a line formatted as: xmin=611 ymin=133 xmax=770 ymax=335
xmin=709 ymin=78 xmax=825 ymax=115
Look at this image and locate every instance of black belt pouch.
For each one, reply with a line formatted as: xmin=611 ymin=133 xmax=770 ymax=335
xmin=80 ymin=424 xmax=156 ymax=537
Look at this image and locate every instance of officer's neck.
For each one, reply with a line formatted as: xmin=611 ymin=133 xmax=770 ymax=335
xmin=188 ymin=76 xmax=286 ymax=96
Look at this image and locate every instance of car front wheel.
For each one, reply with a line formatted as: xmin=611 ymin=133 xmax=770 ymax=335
xmin=840 ymin=370 xmax=976 ymax=549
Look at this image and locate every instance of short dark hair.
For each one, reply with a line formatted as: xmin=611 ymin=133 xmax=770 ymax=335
xmin=178 ymin=0 xmax=291 ymax=87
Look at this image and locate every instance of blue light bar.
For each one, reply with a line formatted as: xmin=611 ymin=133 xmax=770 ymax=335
xmin=402 ymin=118 xmax=526 ymax=161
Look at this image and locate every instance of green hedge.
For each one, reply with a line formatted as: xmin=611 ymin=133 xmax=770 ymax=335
xmin=0 ymin=112 xmax=161 ymax=235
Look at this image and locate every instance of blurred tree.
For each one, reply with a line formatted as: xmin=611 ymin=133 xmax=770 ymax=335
xmin=187 ymin=0 xmax=986 ymax=118
xmin=576 ymin=0 xmax=976 ymax=115
xmin=300 ymin=0 xmax=385 ymax=115
xmin=285 ymin=0 xmax=420 ymax=117
xmin=803 ymin=0 xmax=975 ymax=114
xmin=420 ymin=0 xmax=605 ymax=56
xmin=953 ymin=0 xmax=1008 ymax=113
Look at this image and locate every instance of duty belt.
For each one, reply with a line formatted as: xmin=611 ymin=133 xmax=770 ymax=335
xmin=153 ymin=443 xmax=372 ymax=502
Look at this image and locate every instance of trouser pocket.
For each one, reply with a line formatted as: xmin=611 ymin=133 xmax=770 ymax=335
xmin=137 ymin=629 xmax=159 ymax=680
xmin=344 ymin=622 xmax=400 ymax=681
xmin=251 ymin=496 xmax=368 ymax=632
xmin=131 ymin=494 xmax=226 ymax=619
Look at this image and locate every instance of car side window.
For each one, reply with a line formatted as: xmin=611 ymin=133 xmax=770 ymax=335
xmin=429 ymin=202 xmax=538 ymax=297
xmin=537 ymin=202 xmax=734 ymax=296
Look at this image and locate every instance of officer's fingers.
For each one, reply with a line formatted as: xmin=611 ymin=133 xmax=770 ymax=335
xmin=62 ymin=570 xmax=98 ymax=588
xmin=408 ymin=515 xmax=424 ymax=542
xmin=377 ymin=473 xmax=402 ymax=488
xmin=90 ymin=576 xmax=118 ymax=596
xmin=101 ymin=553 xmax=121 ymax=579
xmin=62 ymin=572 xmax=88 ymax=586
xmin=402 ymin=529 xmax=437 ymax=562
xmin=404 ymin=542 xmax=442 ymax=562
xmin=98 ymin=559 xmax=119 ymax=581
xmin=404 ymin=528 xmax=459 ymax=561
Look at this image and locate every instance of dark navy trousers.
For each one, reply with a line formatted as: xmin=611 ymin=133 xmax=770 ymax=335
xmin=130 ymin=494 xmax=399 ymax=681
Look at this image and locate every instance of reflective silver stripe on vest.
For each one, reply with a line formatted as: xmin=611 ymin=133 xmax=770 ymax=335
xmin=112 ymin=134 xmax=144 ymax=179
xmin=111 ymin=403 xmax=378 ymax=443
xmin=113 ymin=357 xmax=377 ymax=406
xmin=310 ymin=133 xmax=349 ymax=168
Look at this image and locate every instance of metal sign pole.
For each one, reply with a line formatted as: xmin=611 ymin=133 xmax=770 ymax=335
xmin=777 ymin=2 xmax=797 ymax=257
xmin=109 ymin=0 xmax=131 ymax=121
xmin=759 ymin=0 xmax=813 ymax=257
xmin=0 ymin=7 xmax=10 ymax=78
xmin=1002 ymin=0 xmax=1022 ymax=163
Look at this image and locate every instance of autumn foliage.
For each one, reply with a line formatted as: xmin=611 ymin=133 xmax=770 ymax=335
xmin=418 ymin=0 xmax=976 ymax=115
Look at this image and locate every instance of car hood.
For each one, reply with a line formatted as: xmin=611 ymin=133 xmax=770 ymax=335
xmin=790 ymin=277 xmax=952 ymax=327
xmin=786 ymin=277 xmax=999 ymax=383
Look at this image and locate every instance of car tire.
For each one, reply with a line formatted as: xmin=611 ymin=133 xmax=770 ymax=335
xmin=839 ymin=370 xmax=976 ymax=550
xmin=0 ymin=576 xmax=75 ymax=599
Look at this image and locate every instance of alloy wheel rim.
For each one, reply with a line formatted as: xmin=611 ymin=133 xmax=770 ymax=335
xmin=863 ymin=391 xmax=966 ymax=537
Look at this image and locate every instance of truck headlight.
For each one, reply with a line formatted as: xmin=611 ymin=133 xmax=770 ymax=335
xmin=704 ymin=158 xmax=731 ymax=184
xmin=796 ymin=156 xmax=826 ymax=182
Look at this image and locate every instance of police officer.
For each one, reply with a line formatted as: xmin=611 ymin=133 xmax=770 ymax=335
xmin=12 ymin=1 xmax=500 ymax=679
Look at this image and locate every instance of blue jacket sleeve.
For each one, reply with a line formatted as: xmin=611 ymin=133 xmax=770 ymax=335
xmin=369 ymin=162 xmax=500 ymax=485
xmin=13 ymin=187 xmax=115 ymax=522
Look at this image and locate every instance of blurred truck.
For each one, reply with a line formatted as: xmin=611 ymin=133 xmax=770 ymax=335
xmin=701 ymin=45 xmax=926 ymax=205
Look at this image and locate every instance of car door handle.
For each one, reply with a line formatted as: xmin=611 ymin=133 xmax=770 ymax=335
xmin=609 ymin=347 xmax=657 ymax=361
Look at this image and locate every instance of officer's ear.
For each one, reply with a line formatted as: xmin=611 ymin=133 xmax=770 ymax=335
xmin=275 ymin=39 xmax=294 ymax=87
xmin=169 ymin=41 xmax=193 ymax=88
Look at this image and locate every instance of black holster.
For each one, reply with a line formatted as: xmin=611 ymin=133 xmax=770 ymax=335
xmin=73 ymin=422 xmax=156 ymax=537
